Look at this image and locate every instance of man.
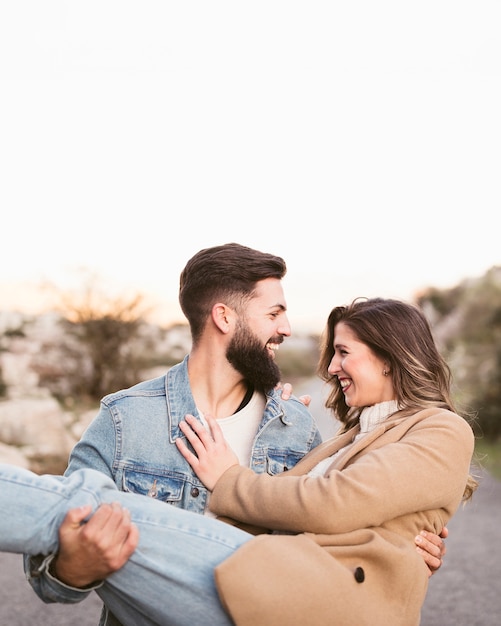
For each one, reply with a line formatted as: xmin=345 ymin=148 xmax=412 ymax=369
xmin=24 ymin=243 xmax=445 ymax=625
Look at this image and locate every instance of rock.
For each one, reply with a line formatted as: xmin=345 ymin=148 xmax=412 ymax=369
xmin=0 ymin=441 xmax=30 ymax=468
xmin=0 ymin=398 xmax=76 ymax=459
xmin=70 ymin=408 xmax=97 ymax=440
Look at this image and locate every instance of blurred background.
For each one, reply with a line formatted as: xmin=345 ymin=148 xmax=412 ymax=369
xmin=1 ymin=3 xmax=500 ymax=624
xmin=1 ymin=1 xmax=500 ymax=333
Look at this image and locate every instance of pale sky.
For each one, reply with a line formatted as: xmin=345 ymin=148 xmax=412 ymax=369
xmin=1 ymin=1 xmax=500 ymax=332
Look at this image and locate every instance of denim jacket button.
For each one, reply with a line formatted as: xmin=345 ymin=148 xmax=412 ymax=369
xmin=191 ymin=487 xmax=200 ymax=497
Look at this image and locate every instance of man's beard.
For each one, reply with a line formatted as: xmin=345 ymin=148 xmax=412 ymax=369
xmin=226 ymin=322 xmax=282 ymax=391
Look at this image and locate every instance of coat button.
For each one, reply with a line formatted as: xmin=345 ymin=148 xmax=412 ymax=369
xmin=191 ymin=487 xmax=200 ymax=497
xmin=354 ymin=567 xmax=365 ymax=583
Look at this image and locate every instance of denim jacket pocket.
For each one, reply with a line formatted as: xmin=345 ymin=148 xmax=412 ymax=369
xmin=122 ymin=469 xmax=184 ymax=504
xmin=265 ymin=450 xmax=305 ymax=475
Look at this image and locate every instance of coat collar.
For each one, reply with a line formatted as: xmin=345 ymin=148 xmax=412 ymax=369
xmin=284 ymin=407 xmax=440 ymax=476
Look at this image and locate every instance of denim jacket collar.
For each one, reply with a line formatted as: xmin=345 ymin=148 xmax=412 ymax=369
xmin=165 ymin=355 xmax=290 ymax=441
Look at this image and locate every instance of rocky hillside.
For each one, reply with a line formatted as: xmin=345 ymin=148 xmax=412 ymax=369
xmin=0 ymin=311 xmax=191 ymax=473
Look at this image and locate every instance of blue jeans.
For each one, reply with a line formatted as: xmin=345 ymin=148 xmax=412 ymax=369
xmin=0 ymin=464 xmax=252 ymax=625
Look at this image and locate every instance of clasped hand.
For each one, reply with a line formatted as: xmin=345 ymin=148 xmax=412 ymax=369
xmin=176 ymin=414 xmax=239 ymax=491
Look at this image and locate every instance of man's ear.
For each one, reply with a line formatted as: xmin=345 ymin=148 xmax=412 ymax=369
xmin=212 ymin=303 xmax=234 ymax=334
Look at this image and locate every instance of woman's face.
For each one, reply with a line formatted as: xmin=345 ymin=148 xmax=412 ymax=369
xmin=327 ymin=321 xmax=395 ymax=407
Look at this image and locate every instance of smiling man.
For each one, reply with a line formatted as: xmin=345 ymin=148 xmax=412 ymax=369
xmin=24 ymin=243 xmax=323 ymax=625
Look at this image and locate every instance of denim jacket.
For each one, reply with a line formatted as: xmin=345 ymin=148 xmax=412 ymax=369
xmin=25 ymin=355 xmax=322 ymax=624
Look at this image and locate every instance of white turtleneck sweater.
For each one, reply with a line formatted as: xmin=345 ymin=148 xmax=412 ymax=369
xmin=308 ymin=400 xmax=400 ymax=478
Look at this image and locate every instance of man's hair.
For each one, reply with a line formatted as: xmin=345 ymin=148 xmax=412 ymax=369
xmin=179 ymin=243 xmax=287 ymax=342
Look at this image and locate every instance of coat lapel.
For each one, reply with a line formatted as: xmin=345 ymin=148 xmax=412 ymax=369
xmin=283 ymin=409 xmax=429 ymax=477
xmin=283 ymin=425 xmax=360 ymax=476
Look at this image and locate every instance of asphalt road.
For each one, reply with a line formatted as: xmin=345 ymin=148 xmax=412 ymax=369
xmin=0 ymin=553 xmax=102 ymax=625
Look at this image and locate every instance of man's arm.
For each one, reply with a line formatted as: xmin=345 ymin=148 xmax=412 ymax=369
xmin=24 ymin=403 xmax=122 ymax=601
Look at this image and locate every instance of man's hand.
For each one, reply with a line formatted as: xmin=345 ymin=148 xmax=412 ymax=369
xmin=278 ymin=382 xmax=311 ymax=407
xmin=415 ymin=527 xmax=448 ymax=577
xmin=51 ymin=502 xmax=139 ymax=588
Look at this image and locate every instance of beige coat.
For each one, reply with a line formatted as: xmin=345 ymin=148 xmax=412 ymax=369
xmin=210 ymin=408 xmax=475 ymax=626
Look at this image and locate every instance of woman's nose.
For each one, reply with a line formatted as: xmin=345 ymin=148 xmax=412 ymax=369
xmin=327 ymin=356 xmax=339 ymax=376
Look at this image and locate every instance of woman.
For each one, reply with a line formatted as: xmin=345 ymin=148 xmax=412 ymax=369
xmin=176 ymin=297 xmax=477 ymax=625
xmin=0 ymin=298 xmax=475 ymax=625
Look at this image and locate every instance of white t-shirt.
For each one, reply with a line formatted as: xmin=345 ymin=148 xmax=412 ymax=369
xmin=198 ymin=389 xmax=266 ymax=516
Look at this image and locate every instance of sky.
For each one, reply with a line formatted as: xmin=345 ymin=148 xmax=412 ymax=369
xmin=1 ymin=1 xmax=500 ymax=333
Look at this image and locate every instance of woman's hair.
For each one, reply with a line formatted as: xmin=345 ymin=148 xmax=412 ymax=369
xmin=317 ymin=297 xmax=477 ymax=500
xmin=318 ymin=297 xmax=454 ymax=425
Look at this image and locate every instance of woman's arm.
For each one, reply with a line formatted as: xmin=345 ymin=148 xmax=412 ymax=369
xmin=178 ymin=411 xmax=473 ymax=536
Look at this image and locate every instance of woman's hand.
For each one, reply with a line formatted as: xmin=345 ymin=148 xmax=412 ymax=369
xmin=176 ymin=414 xmax=239 ymax=491
xmin=277 ymin=381 xmax=311 ymax=407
